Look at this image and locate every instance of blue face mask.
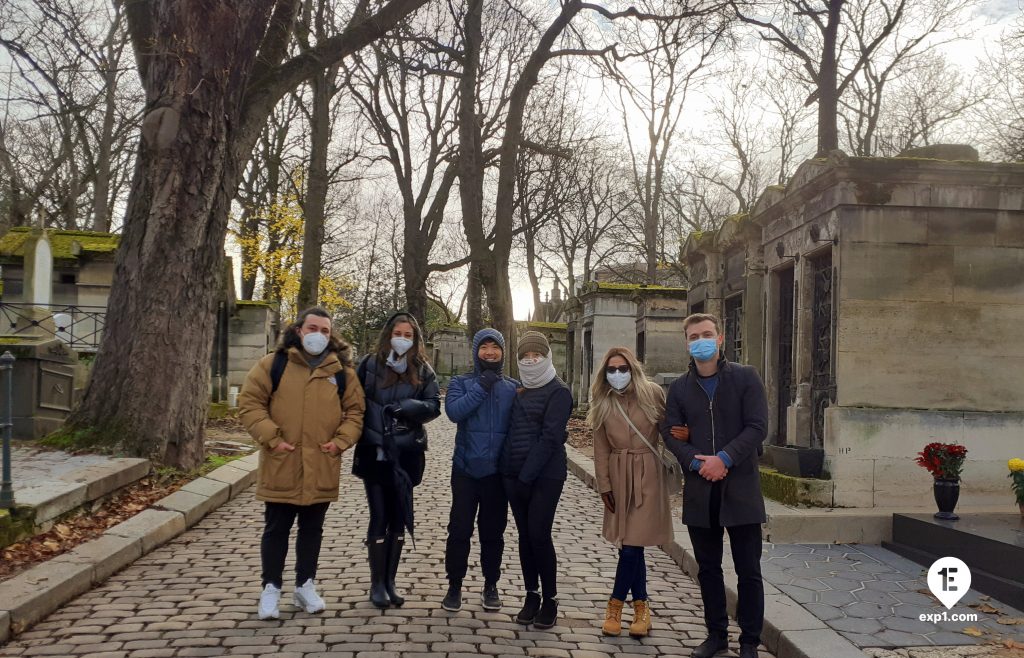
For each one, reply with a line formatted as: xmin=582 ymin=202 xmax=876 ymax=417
xmin=688 ymin=337 xmax=719 ymax=362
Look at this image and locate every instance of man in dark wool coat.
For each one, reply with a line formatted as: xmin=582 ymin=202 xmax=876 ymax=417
xmin=661 ymin=313 xmax=769 ymax=658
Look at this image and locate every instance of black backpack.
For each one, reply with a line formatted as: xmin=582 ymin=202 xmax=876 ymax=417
xmin=269 ymin=350 xmax=346 ymax=399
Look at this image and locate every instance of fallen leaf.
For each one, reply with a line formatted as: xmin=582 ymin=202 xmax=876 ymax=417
xmin=997 ymin=617 xmax=1024 ymax=625
xmin=962 ymin=627 xmax=984 ymax=637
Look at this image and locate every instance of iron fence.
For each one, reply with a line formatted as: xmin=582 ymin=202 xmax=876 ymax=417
xmin=0 ymin=302 xmax=107 ymax=352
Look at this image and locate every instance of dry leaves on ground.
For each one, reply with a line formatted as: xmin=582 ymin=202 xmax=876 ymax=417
xmin=566 ymin=417 xmax=593 ymax=451
xmin=0 ymin=472 xmax=190 ymax=582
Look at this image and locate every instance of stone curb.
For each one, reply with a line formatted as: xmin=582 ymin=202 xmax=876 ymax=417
xmin=565 ymin=444 xmax=867 ymax=658
xmin=0 ymin=457 xmax=259 ymax=644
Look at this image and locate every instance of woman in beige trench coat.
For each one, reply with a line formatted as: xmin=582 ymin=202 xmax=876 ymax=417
xmin=589 ymin=346 xmax=674 ymax=639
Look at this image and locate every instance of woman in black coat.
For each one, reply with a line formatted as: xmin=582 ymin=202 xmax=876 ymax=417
xmin=353 ymin=312 xmax=441 ymax=608
xmin=500 ymin=331 xmax=573 ymax=630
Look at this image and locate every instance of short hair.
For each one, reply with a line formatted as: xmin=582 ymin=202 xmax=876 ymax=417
xmin=683 ymin=313 xmax=721 ymax=335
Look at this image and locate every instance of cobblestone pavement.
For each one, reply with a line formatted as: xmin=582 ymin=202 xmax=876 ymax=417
xmin=762 ymin=543 xmax=1024 ymax=649
xmin=0 ymin=417 xmax=771 ymax=658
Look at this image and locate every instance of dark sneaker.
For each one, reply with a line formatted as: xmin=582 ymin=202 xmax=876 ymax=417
xmin=738 ymin=644 xmax=759 ymax=658
xmin=481 ymin=583 xmax=502 ymax=611
xmin=515 ymin=591 xmax=542 ymax=624
xmin=441 ymin=583 xmax=462 ymax=612
xmin=532 ymin=597 xmax=558 ymax=629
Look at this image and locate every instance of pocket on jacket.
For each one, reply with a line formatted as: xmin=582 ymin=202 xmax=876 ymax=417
xmin=313 ymin=452 xmax=342 ymax=493
xmin=261 ymin=449 xmax=299 ymax=492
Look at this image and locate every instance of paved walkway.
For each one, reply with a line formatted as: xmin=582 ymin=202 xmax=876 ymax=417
xmin=763 ymin=543 xmax=1024 ymax=649
xmin=1 ymin=417 xmax=769 ymax=658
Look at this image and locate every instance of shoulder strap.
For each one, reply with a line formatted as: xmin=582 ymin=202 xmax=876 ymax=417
xmin=335 ymin=365 xmax=346 ymax=401
xmin=613 ymin=398 xmax=676 ymax=470
xmin=269 ymin=351 xmax=288 ymax=394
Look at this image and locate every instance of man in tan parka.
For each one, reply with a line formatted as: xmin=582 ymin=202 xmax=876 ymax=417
xmin=239 ymin=307 xmax=365 ymax=620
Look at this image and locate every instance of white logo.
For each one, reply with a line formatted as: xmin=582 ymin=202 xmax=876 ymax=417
xmin=927 ymin=557 xmax=971 ymax=610
xmin=327 ymin=376 xmax=337 ymax=385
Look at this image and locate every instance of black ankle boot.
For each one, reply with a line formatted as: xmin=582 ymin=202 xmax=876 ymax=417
xmin=515 ymin=591 xmax=542 ymax=624
xmin=533 ymin=597 xmax=558 ymax=629
xmin=384 ymin=533 xmax=405 ymax=607
xmin=692 ymin=635 xmax=729 ymax=658
xmin=366 ymin=536 xmax=391 ymax=609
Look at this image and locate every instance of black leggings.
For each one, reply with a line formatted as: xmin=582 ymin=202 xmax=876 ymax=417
xmin=505 ymin=477 xmax=564 ymax=599
xmin=364 ymin=478 xmax=406 ymax=538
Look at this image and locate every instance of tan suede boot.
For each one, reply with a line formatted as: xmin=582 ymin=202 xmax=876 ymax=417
xmin=602 ymin=598 xmax=625 ymax=636
xmin=629 ymin=599 xmax=652 ymax=638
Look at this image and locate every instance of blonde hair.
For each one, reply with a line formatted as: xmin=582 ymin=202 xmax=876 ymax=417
xmin=587 ymin=346 xmax=666 ymax=431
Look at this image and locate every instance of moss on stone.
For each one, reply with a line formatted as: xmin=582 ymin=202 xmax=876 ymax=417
xmin=0 ymin=227 xmax=119 ymax=261
xmin=235 ymin=300 xmax=273 ymax=308
xmin=759 ymin=466 xmax=832 ymax=507
xmin=0 ymin=507 xmax=38 ymax=549
xmin=208 ymin=402 xmax=231 ymax=419
xmin=527 ymin=321 xmax=567 ymax=330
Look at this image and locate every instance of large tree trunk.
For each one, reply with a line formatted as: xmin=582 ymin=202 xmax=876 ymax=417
xmin=457 ymin=0 xmax=488 ymax=337
xmin=403 ymin=243 xmax=428 ymax=325
xmin=66 ymin=0 xmax=427 ymax=468
xmin=816 ymin=1 xmax=843 ymax=155
xmin=68 ymin=1 xmax=277 ymax=468
xmin=297 ymin=67 xmax=332 ymax=310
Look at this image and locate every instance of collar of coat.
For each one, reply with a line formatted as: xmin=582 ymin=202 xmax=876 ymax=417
xmin=286 ymin=346 xmax=344 ymax=374
xmin=686 ymin=355 xmax=731 ymax=376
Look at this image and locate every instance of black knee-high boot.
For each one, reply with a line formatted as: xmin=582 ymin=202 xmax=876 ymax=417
xmin=385 ymin=533 xmax=406 ymax=607
xmin=367 ymin=536 xmax=391 ymax=609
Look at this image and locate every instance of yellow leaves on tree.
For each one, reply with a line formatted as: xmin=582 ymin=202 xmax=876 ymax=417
xmin=235 ymin=189 xmax=353 ymax=318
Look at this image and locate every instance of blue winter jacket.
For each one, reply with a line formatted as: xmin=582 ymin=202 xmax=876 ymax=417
xmin=445 ymin=328 xmax=520 ymax=479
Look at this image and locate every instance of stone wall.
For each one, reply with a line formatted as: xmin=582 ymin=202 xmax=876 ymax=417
xmin=753 ymin=155 xmax=1024 ymax=509
xmin=578 ymin=293 xmax=640 ymax=405
xmin=228 ymin=302 xmax=277 ymax=389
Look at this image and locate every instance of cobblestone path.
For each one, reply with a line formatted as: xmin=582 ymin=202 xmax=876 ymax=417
xmin=1 ymin=417 xmax=770 ymax=658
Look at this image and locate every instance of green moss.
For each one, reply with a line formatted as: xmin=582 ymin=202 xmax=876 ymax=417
xmin=527 ymin=321 xmax=567 ymax=330
xmin=0 ymin=227 xmax=119 ymax=261
xmin=208 ymin=402 xmax=231 ymax=419
xmin=759 ymin=466 xmax=832 ymax=507
xmin=235 ymin=300 xmax=273 ymax=308
xmin=0 ymin=507 xmax=37 ymax=548
xmin=40 ymin=425 xmax=118 ymax=452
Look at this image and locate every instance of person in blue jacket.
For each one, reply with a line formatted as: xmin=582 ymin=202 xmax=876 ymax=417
xmin=441 ymin=328 xmax=520 ymax=613
xmin=500 ymin=331 xmax=573 ymax=630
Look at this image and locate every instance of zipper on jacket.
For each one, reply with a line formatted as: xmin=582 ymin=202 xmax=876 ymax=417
xmin=696 ymin=375 xmax=717 ymax=453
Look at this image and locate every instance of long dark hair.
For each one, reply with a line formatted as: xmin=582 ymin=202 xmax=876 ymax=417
xmin=277 ymin=307 xmax=350 ymax=364
xmin=375 ymin=311 xmax=428 ymax=386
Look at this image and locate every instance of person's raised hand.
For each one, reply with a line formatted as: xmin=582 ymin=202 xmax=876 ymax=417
xmin=479 ymin=369 xmax=500 ymax=391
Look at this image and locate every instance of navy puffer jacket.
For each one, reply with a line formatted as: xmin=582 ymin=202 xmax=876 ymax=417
xmin=500 ymin=377 xmax=573 ymax=483
xmin=445 ymin=328 xmax=520 ymax=479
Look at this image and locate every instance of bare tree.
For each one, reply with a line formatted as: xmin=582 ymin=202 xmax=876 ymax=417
xmin=0 ymin=0 xmax=142 ymax=231
xmin=974 ymin=15 xmax=1024 ymax=161
xmin=65 ymin=0 xmax=431 ymax=468
xmin=733 ymin=0 xmax=912 ymax=155
xmin=838 ymin=0 xmax=980 ymax=156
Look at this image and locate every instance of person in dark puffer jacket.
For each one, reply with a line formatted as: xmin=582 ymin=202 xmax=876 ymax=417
xmin=500 ymin=331 xmax=573 ymax=630
xmin=352 ymin=311 xmax=441 ymax=610
xmin=441 ymin=328 xmax=520 ymax=613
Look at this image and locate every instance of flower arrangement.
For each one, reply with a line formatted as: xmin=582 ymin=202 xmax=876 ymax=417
xmin=915 ymin=442 xmax=968 ymax=480
xmin=1009 ymin=458 xmax=1024 ymax=507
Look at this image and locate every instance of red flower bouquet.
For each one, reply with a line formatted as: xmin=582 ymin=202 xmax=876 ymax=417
xmin=916 ymin=442 xmax=968 ymax=481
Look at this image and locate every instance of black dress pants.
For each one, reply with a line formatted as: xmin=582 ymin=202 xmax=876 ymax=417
xmin=445 ymin=472 xmax=509 ymax=585
xmin=261 ymin=501 xmax=330 ymax=588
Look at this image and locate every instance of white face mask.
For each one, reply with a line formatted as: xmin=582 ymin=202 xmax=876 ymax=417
xmin=302 ymin=332 xmax=329 ymax=356
xmin=391 ymin=336 xmax=414 ymax=356
xmin=606 ymin=370 xmax=631 ymax=391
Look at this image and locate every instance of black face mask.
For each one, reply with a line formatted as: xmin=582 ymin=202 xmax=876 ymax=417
xmin=479 ymin=359 xmax=502 ymax=371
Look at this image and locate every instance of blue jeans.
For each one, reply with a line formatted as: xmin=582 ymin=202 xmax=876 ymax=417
xmin=611 ymin=545 xmax=648 ymax=601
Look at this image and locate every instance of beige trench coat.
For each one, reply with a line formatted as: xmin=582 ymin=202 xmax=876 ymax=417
xmin=593 ymin=394 xmax=673 ymax=548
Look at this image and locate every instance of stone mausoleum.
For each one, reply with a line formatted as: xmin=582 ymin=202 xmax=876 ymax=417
xmin=682 ymin=150 xmax=1024 ymax=510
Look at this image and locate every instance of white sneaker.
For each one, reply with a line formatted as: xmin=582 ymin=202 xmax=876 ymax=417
xmin=258 ymin=584 xmax=281 ymax=620
xmin=294 ymin=579 xmax=326 ymax=614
